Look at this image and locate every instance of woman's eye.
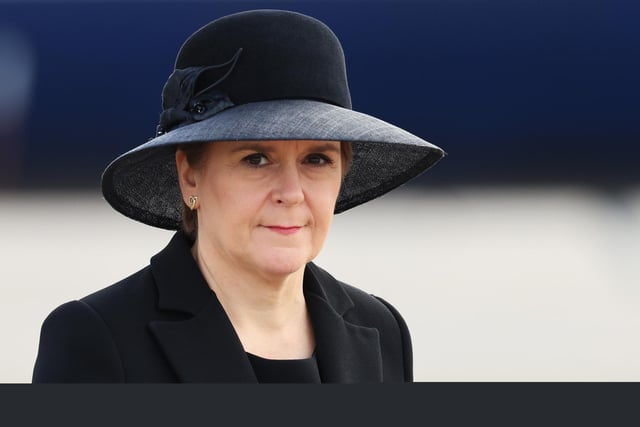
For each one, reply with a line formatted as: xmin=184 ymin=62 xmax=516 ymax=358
xmin=305 ymin=154 xmax=332 ymax=166
xmin=243 ymin=153 xmax=269 ymax=167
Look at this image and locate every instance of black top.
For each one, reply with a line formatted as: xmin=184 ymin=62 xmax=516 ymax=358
xmin=246 ymin=352 xmax=321 ymax=383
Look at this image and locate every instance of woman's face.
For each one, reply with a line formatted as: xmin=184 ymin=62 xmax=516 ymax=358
xmin=181 ymin=140 xmax=343 ymax=279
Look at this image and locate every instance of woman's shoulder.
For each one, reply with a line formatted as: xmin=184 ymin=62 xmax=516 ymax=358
xmin=38 ymin=264 xmax=159 ymax=347
xmin=80 ymin=265 xmax=156 ymax=312
xmin=305 ymin=262 xmax=408 ymax=328
xmin=32 ymin=265 xmax=165 ymax=383
xmin=305 ymin=262 xmax=413 ymax=381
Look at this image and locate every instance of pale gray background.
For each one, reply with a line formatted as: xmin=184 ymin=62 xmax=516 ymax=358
xmin=2 ymin=187 xmax=639 ymax=382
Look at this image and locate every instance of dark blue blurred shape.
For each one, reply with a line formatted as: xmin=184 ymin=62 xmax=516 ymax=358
xmin=2 ymin=0 xmax=638 ymax=189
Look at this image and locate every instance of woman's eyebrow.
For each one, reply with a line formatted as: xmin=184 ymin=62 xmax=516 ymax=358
xmin=305 ymin=143 xmax=341 ymax=154
xmin=228 ymin=142 xmax=276 ymax=153
xmin=228 ymin=142 xmax=341 ymax=154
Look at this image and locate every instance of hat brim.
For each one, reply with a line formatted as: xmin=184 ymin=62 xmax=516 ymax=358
xmin=101 ymin=99 xmax=445 ymax=230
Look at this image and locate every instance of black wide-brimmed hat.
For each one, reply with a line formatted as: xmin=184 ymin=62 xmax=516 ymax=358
xmin=101 ymin=9 xmax=445 ymax=230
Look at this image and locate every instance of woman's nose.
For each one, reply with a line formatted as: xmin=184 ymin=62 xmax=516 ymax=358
xmin=271 ymin=163 xmax=304 ymax=206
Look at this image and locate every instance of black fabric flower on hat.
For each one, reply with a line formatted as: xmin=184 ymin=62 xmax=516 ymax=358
xmin=156 ymin=48 xmax=242 ymax=136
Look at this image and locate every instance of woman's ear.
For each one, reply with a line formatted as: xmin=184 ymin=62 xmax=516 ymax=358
xmin=175 ymin=149 xmax=198 ymax=203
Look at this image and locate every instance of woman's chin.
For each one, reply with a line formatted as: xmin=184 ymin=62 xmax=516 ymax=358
xmin=253 ymin=253 xmax=310 ymax=279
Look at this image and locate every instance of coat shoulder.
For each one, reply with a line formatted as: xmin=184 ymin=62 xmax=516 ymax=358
xmin=81 ymin=265 xmax=156 ymax=315
xmin=32 ymin=266 xmax=155 ymax=383
xmin=306 ymin=263 xmax=413 ymax=381
xmin=32 ymin=299 xmax=126 ymax=382
xmin=306 ymin=262 xmax=407 ymax=327
xmin=33 ymin=264 xmax=181 ymax=383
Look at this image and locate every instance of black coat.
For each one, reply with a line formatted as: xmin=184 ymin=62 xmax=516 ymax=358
xmin=32 ymin=231 xmax=413 ymax=383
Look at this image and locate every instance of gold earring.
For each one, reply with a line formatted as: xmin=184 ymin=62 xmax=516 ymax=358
xmin=188 ymin=195 xmax=199 ymax=210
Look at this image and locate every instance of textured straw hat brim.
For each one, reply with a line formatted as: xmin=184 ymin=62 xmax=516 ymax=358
xmin=101 ymin=99 xmax=445 ymax=230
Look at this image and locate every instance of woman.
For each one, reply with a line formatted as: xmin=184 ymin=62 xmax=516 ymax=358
xmin=32 ymin=9 xmax=444 ymax=383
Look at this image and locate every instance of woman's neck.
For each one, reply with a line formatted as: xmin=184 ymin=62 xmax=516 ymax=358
xmin=192 ymin=240 xmax=315 ymax=359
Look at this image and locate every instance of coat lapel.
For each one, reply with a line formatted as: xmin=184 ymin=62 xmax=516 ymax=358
xmin=304 ymin=265 xmax=383 ymax=383
xmin=149 ymin=296 xmax=256 ymax=383
xmin=147 ymin=232 xmax=256 ymax=383
xmin=146 ymin=231 xmax=383 ymax=383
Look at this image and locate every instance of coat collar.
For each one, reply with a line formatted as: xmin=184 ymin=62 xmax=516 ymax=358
xmin=148 ymin=231 xmax=382 ymax=383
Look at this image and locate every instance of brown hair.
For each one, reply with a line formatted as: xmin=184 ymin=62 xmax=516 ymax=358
xmin=178 ymin=141 xmax=353 ymax=241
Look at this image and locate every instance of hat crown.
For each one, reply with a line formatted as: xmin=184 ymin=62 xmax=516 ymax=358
xmin=168 ymin=9 xmax=352 ymax=110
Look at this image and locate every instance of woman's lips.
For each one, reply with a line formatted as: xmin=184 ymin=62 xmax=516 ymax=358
xmin=264 ymin=225 xmax=302 ymax=235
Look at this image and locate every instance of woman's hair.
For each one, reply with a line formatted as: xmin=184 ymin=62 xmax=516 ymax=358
xmin=179 ymin=141 xmax=353 ymax=241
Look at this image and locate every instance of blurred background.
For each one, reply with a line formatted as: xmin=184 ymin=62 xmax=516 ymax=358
xmin=1 ymin=0 xmax=639 ymax=382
